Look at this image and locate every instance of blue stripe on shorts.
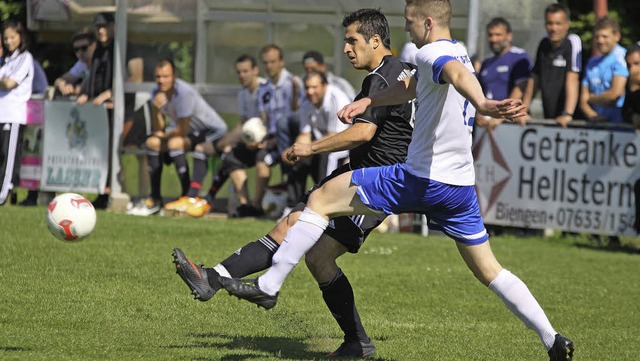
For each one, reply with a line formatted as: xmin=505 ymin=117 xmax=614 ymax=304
xmin=351 ymin=163 xmax=488 ymax=245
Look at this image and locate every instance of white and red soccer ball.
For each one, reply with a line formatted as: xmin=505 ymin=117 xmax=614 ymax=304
xmin=46 ymin=193 xmax=96 ymax=241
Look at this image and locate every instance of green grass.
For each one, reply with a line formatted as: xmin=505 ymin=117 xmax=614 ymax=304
xmin=1 ymin=206 xmax=639 ymax=360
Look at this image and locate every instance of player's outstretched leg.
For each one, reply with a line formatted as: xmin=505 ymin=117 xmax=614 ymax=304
xmin=218 ymin=277 xmax=278 ymax=310
xmin=172 ymin=248 xmax=220 ymax=301
xmin=548 ymin=334 xmax=574 ymax=361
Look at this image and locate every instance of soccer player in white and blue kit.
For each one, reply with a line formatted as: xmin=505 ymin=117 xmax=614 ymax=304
xmin=219 ymin=1 xmax=574 ymax=360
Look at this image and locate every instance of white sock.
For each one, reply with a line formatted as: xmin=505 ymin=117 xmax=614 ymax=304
xmin=258 ymin=208 xmax=328 ymax=295
xmin=213 ymin=264 xmax=231 ymax=278
xmin=489 ymin=269 xmax=557 ymax=350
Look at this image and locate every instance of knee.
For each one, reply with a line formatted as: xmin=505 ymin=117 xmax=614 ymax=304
xmin=167 ymin=136 xmax=185 ymax=150
xmin=145 ymin=136 xmax=161 ymax=151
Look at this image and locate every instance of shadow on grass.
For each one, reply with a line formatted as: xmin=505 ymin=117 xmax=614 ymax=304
xmin=163 ymin=332 xmax=395 ymax=361
xmin=0 ymin=346 xmax=31 ymax=352
xmin=574 ymin=242 xmax=640 ymax=255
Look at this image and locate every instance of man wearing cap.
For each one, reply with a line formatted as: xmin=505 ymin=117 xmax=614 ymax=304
xmin=302 ymin=50 xmax=356 ymax=100
xmin=77 ymin=12 xmax=144 ymax=208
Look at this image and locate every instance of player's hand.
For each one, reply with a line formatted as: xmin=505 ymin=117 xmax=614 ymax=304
xmin=481 ymin=98 xmax=527 ymax=123
xmin=153 ymin=91 xmax=168 ymax=109
xmin=284 ymin=143 xmax=313 ymax=163
xmin=338 ymin=98 xmax=371 ymax=124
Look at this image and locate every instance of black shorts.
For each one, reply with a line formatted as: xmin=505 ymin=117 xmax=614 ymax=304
xmin=305 ymin=164 xmax=386 ymax=253
xmin=223 ymin=136 xmax=279 ymax=172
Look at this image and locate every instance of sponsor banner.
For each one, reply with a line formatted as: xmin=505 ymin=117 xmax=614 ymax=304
xmin=473 ymin=125 xmax=639 ymax=236
xmin=40 ymin=101 xmax=109 ymax=193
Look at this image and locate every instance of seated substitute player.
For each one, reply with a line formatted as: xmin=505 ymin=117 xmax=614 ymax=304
xmin=282 ymin=70 xmax=352 ymax=217
xmin=129 ymin=59 xmax=228 ymax=216
xmin=185 ymin=55 xmax=270 ymax=218
xmin=172 ymin=8 xmax=415 ymax=357
xmin=217 ymin=1 xmax=573 ymax=360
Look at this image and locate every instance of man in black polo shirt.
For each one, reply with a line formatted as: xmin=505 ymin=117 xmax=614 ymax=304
xmin=523 ymin=3 xmax=582 ymax=127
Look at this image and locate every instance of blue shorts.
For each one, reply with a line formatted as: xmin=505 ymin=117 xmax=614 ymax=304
xmin=351 ymin=163 xmax=488 ymax=245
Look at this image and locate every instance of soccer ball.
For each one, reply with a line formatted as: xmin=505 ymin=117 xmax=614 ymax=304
xmin=46 ymin=193 xmax=97 ymax=242
xmin=261 ymin=190 xmax=288 ymax=219
xmin=241 ymin=117 xmax=268 ymax=146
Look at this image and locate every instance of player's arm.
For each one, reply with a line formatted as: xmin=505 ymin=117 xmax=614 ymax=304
xmin=587 ymin=75 xmax=627 ymax=106
xmin=285 ymin=122 xmax=376 ymax=162
xmin=169 ymin=117 xmax=191 ymax=138
xmin=555 ymin=71 xmax=580 ymax=127
xmin=338 ymin=77 xmax=416 ymax=122
xmin=441 ymin=60 xmax=526 ymax=121
xmin=294 ymin=132 xmax=312 ymax=144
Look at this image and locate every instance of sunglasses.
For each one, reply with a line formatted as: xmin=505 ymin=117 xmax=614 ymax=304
xmin=74 ymin=45 xmax=89 ymax=53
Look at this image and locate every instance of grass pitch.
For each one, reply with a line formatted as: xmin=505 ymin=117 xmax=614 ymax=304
xmin=1 ymin=205 xmax=639 ymax=360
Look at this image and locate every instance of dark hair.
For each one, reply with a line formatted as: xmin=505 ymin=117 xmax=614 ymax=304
xmin=486 ymin=17 xmax=512 ymax=33
xmin=342 ymin=8 xmax=391 ymax=49
xmin=260 ymin=43 xmax=283 ymax=60
xmin=302 ymin=50 xmax=324 ymax=65
xmin=236 ymin=54 xmax=258 ymax=68
xmin=1 ymin=19 xmax=29 ymax=54
xmin=625 ymin=44 xmax=640 ymax=59
xmin=71 ymin=27 xmax=96 ymax=45
xmin=545 ymin=3 xmax=570 ymax=20
xmin=303 ymin=70 xmax=328 ymax=85
xmin=155 ymin=58 xmax=176 ymax=73
xmin=594 ymin=16 xmax=620 ymax=34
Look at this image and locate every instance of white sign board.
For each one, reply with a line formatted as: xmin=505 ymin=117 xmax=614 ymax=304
xmin=40 ymin=102 xmax=109 ymax=194
xmin=473 ymin=125 xmax=639 ymax=237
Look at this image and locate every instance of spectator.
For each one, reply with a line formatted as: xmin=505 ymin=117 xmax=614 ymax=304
xmin=301 ymin=50 xmax=356 ymax=100
xmin=477 ymin=17 xmax=532 ymax=132
xmin=524 ymin=3 xmax=581 ymax=127
xmin=77 ymin=12 xmax=144 ymax=209
xmin=53 ymin=28 xmax=96 ymax=98
xmin=622 ymin=44 xmax=640 ymax=128
xmin=283 ymin=70 xmax=351 ymax=215
xmin=0 ymin=19 xmax=34 ymax=205
xmin=128 ymin=59 xmax=228 ymax=216
xmin=185 ymin=55 xmax=270 ymax=218
xmin=580 ymin=16 xmax=628 ymax=124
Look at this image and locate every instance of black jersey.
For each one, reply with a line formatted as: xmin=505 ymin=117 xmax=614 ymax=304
xmin=349 ymin=55 xmax=415 ymax=169
xmin=532 ymin=34 xmax=582 ymax=119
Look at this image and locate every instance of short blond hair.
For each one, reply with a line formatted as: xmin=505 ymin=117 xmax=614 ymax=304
xmin=405 ymin=0 xmax=452 ymax=28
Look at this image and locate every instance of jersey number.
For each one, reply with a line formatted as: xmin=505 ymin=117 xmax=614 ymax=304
xmin=462 ymin=100 xmax=475 ymax=128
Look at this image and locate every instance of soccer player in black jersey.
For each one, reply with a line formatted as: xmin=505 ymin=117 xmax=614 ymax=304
xmin=172 ymin=8 xmax=414 ymax=358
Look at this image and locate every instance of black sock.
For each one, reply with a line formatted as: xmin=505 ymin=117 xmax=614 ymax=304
xmin=320 ymin=268 xmax=370 ymax=343
xmin=218 ymin=235 xmax=280 ymax=278
xmin=188 ymin=151 xmax=208 ymax=198
xmin=147 ymin=151 xmax=162 ymax=200
xmin=207 ymin=161 xmax=232 ymax=202
xmin=204 ymin=268 xmax=222 ymax=291
xmin=170 ymin=150 xmax=190 ymax=196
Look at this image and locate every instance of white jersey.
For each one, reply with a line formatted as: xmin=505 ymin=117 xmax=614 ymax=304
xmin=153 ymin=78 xmax=228 ymax=137
xmin=406 ymin=39 xmax=476 ymax=186
xmin=298 ymin=84 xmax=350 ymax=140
